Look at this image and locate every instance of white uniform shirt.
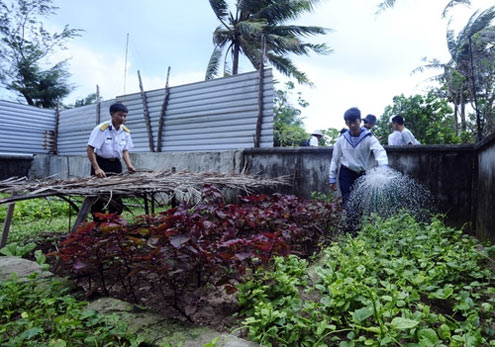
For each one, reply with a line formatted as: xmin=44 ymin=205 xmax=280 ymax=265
xmin=309 ymin=135 xmax=319 ymax=147
xmin=388 ymin=130 xmax=402 ymax=145
xmin=329 ymin=128 xmax=388 ymax=184
xmin=401 ymin=128 xmax=420 ymax=145
xmin=388 ymin=128 xmax=420 ymax=145
xmin=88 ymin=121 xmax=134 ymax=159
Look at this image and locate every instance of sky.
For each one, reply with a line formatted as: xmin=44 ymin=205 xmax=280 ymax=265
xmin=1 ymin=0 xmax=493 ymax=131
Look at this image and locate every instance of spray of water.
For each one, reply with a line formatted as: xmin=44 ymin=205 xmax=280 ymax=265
xmin=345 ymin=166 xmax=435 ymax=227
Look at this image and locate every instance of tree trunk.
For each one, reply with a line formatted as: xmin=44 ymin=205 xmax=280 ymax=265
xmin=232 ymin=39 xmax=240 ymax=75
xmin=460 ymin=89 xmax=466 ymax=132
xmin=453 ymin=97 xmax=459 ymax=136
xmin=21 ymin=91 xmax=34 ymax=106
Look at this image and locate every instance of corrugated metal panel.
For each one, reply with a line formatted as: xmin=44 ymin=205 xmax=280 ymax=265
xmin=116 ymin=69 xmax=274 ymax=153
xmin=1 ymin=69 xmax=274 ymax=155
xmin=57 ymin=100 xmax=115 ymax=155
xmin=0 ymin=100 xmax=56 ymax=154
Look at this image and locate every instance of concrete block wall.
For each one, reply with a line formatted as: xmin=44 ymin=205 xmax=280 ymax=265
xmin=244 ymin=146 xmax=475 ymax=230
xmin=1 ymin=144 xmax=492 ymax=240
xmin=474 ymin=134 xmax=495 ymax=242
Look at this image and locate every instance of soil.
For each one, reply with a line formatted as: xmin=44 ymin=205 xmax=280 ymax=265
xmin=25 ymin=232 xmax=245 ymax=335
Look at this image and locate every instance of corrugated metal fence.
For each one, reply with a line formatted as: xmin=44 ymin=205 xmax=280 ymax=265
xmin=0 ymin=69 xmax=274 ymax=155
xmin=61 ymin=69 xmax=273 ymax=154
xmin=0 ymin=100 xmax=56 ymax=154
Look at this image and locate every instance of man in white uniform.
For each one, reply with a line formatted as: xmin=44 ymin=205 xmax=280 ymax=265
xmin=309 ymin=130 xmax=323 ymax=146
xmin=388 ymin=115 xmax=420 ymax=145
xmin=87 ymin=102 xmax=136 ymax=218
xmin=329 ymin=107 xmax=388 ymax=205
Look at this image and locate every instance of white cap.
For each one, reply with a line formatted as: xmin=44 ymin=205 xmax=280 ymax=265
xmin=312 ymin=130 xmax=323 ymax=136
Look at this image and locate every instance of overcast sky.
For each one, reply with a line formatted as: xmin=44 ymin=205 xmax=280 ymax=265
xmin=2 ymin=0 xmax=493 ymax=130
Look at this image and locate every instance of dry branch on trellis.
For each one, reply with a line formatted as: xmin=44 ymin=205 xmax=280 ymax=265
xmin=0 ymin=170 xmax=290 ymax=205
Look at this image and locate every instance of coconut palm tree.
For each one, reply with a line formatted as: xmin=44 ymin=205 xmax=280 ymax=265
xmin=206 ymin=0 xmax=330 ymax=85
xmin=413 ymin=7 xmax=495 ymax=134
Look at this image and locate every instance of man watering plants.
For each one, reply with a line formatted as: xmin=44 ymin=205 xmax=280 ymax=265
xmin=329 ymin=107 xmax=388 ymax=206
xmin=87 ymin=102 xmax=136 ymax=219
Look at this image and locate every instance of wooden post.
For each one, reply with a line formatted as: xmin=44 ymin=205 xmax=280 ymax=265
xmin=54 ymin=99 xmax=60 ymax=154
xmin=0 ymin=202 xmax=15 ymax=248
xmin=71 ymin=197 xmax=95 ymax=233
xmin=157 ymin=66 xmax=171 ymax=152
xmin=138 ymin=70 xmax=155 ymax=152
xmin=96 ymin=84 xmax=101 ymax=125
xmin=255 ymin=35 xmax=266 ymax=148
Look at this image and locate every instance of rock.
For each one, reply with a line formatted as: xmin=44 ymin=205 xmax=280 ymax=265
xmin=86 ymin=297 xmax=257 ymax=347
xmin=0 ymin=256 xmax=53 ymax=282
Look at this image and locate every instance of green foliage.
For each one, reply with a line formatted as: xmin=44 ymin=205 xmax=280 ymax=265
xmin=207 ymin=0 xmax=330 ymax=84
xmin=0 ymin=0 xmax=81 ymax=107
xmin=238 ymin=213 xmax=495 ymax=346
xmin=0 ymin=242 xmax=36 ymax=257
xmin=0 ymin=272 xmax=143 ymax=346
xmin=375 ymin=91 xmax=461 ymax=144
xmin=321 ymin=128 xmax=340 ymax=146
xmin=69 ymin=92 xmax=102 ymax=108
xmin=273 ymin=82 xmax=310 ymax=147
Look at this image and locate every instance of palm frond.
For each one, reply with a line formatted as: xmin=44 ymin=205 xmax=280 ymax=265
xmin=212 ymin=26 xmax=231 ymax=45
xmin=376 ymin=0 xmax=396 ymax=14
xmin=255 ymin=0 xmax=317 ymax=23
xmin=266 ymin=52 xmax=312 ymax=85
xmin=209 ymin=0 xmax=229 ymax=21
xmin=442 ymin=0 xmax=471 ymax=18
xmin=236 ymin=19 xmax=266 ymax=37
xmin=205 ymin=45 xmax=223 ymax=80
xmin=271 ymin=25 xmax=330 ymax=38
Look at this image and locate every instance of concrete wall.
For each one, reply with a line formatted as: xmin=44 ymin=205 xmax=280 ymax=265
xmin=244 ymin=146 xmax=475 ymax=229
xmin=474 ymin=134 xmax=495 ymax=242
xmin=28 ymin=151 xmax=244 ymax=180
xmin=2 ymin=144 xmax=489 ymax=238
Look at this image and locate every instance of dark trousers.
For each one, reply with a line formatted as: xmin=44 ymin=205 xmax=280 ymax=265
xmin=339 ymin=165 xmax=365 ymax=206
xmin=90 ymin=155 xmax=123 ymax=217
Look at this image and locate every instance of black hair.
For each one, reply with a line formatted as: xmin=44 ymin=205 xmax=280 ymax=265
xmin=109 ymin=103 xmax=128 ymax=114
xmin=344 ymin=107 xmax=361 ymax=122
xmin=391 ymin=115 xmax=404 ymax=125
xmin=364 ymin=114 xmax=377 ymax=124
xmin=340 ymin=128 xmax=347 ymax=135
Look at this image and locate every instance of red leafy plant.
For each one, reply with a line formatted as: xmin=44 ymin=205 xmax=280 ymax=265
xmin=52 ymin=186 xmax=341 ymax=320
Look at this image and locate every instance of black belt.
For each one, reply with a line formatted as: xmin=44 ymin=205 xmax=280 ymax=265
xmin=96 ymin=155 xmax=119 ymax=162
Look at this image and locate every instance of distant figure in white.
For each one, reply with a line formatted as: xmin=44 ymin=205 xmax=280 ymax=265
xmin=309 ymin=130 xmax=323 ymax=146
xmin=388 ymin=115 xmax=420 ymax=145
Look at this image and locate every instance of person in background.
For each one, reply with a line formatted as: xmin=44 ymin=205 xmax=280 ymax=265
xmin=363 ymin=114 xmax=377 ymax=131
xmin=329 ymin=107 xmax=388 ymax=205
xmin=388 ymin=115 xmax=420 ymax=145
xmin=339 ymin=128 xmax=347 ymax=136
xmin=309 ymin=130 xmax=323 ymax=146
xmin=87 ymin=102 xmax=136 ymax=219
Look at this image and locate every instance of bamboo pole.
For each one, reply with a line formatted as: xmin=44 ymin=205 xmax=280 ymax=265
xmin=138 ymin=70 xmax=155 ymax=152
xmin=255 ymin=35 xmax=266 ymax=148
xmin=157 ymin=66 xmax=171 ymax=152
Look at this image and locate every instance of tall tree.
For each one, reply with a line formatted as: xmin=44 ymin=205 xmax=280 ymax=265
xmin=273 ymin=81 xmax=309 ymax=146
xmin=413 ymin=7 xmax=495 ymax=135
xmin=206 ymin=0 xmax=330 ymax=85
xmin=0 ymin=0 xmax=81 ymax=108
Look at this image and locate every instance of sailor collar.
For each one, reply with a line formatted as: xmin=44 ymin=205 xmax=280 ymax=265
xmin=343 ymin=127 xmax=372 ymax=148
